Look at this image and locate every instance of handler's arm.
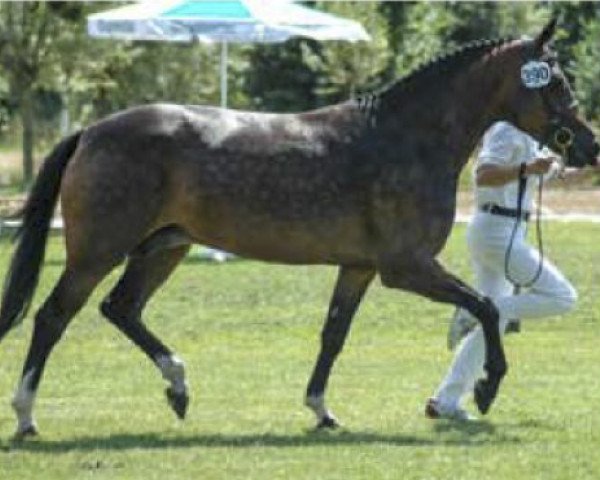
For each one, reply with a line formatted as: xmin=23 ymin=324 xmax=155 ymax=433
xmin=476 ymin=157 xmax=555 ymax=187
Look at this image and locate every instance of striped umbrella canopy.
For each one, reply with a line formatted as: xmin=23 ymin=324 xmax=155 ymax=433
xmin=88 ymin=0 xmax=370 ymax=107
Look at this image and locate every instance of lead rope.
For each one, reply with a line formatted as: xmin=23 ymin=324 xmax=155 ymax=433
xmin=504 ymin=166 xmax=545 ymax=289
xmin=504 ymin=125 xmax=573 ymax=290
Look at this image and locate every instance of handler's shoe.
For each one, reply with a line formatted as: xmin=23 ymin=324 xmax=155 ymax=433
xmin=447 ymin=307 xmax=478 ymax=351
xmin=425 ymin=398 xmax=476 ymax=422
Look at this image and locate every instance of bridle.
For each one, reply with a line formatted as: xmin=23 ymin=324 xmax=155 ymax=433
xmin=504 ymin=67 xmax=576 ymax=289
xmin=503 ymin=165 xmax=545 ymax=289
xmin=538 ymin=77 xmax=578 ymax=171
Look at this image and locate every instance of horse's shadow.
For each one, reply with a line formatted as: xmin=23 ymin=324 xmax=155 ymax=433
xmin=2 ymin=421 xmax=522 ymax=453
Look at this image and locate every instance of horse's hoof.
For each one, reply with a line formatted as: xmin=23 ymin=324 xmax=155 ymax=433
xmin=165 ymin=387 xmax=189 ymax=420
xmin=316 ymin=415 xmax=340 ymax=430
xmin=12 ymin=424 xmax=39 ymax=442
xmin=474 ymin=379 xmax=498 ymax=415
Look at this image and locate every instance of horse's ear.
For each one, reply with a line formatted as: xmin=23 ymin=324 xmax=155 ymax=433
xmin=533 ymin=17 xmax=557 ymax=55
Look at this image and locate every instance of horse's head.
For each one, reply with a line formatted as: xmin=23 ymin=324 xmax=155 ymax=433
xmin=504 ymin=18 xmax=599 ymax=167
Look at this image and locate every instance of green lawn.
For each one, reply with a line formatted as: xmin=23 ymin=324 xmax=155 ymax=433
xmin=0 ymin=223 xmax=599 ymax=479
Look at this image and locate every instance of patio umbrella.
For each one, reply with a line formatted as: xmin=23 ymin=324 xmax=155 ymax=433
xmin=87 ymin=0 xmax=370 ymax=107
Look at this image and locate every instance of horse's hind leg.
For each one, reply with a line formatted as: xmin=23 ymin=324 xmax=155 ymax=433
xmin=305 ymin=266 xmax=375 ymax=429
xmin=99 ymin=245 xmax=191 ymax=420
xmin=12 ymin=264 xmax=113 ymax=439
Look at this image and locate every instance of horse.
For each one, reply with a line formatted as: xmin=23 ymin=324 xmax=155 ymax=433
xmin=0 ymin=19 xmax=597 ymax=439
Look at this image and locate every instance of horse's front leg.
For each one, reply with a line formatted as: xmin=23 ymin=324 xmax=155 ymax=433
xmin=305 ymin=266 xmax=375 ymax=429
xmin=379 ymin=256 xmax=507 ymax=415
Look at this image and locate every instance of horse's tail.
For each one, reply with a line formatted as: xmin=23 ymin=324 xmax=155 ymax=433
xmin=0 ymin=130 xmax=83 ymax=342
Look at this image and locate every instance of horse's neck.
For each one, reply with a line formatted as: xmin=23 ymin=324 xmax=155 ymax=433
xmin=451 ymin=59 xmax=510 ymax=162
xmin=376 ymin=56 xmax=508 ymax=172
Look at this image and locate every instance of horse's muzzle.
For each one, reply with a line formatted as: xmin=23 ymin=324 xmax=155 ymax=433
xmin=570 ymin=138 xmax=600 ymax=167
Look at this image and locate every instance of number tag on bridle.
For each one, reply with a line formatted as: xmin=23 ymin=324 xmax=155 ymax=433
xmin=521 ymin=61 xmax=551 ymax=89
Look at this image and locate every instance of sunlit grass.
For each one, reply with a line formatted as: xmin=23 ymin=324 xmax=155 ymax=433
xmin=0 ymin=223 xmax=599 ymax=479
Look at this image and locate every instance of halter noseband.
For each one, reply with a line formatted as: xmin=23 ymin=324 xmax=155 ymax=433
xmin=538 ymin=91 xmax=577 ymax=170
xmin=552 ymin=122 xmax=575 ymax=157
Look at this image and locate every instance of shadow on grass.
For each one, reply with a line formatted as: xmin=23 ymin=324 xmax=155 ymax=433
xmin=432 ymin=419 xmax=497 ymax=435
xmin=2 ymin=424 xmax=521 ymax=453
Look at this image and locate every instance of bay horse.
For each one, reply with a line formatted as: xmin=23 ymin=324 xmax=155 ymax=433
xmin=1 ymin=19 xmax=598 ymax=438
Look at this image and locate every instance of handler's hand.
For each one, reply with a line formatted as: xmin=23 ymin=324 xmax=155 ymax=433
xmin=525 ymin=157 xmax=556 ymax=175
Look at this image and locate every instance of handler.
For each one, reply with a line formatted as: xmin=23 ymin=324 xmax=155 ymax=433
xmin=425 ymin=120 xmax=583 ymax=421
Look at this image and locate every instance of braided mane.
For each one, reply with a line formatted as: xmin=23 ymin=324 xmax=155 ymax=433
xmin=356 ymin=37 xmax=516 ymax=123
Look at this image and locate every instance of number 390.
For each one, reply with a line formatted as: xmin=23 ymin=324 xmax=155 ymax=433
xmin=521 ymin=61 xmax=551 ymax=88
xmin=525 ymin=67 xmax=549 ymax=83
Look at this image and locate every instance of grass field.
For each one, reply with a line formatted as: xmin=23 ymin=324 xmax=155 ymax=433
xmin=0 ymin=222 xmax=599 ymax=479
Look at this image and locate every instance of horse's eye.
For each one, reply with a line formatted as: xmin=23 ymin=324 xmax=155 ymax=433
xmin=547 ymin=78 xmax=559 ymax=90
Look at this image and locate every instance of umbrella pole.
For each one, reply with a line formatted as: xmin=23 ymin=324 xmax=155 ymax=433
xmin=220 ymin=41 xmax=228 ymax=108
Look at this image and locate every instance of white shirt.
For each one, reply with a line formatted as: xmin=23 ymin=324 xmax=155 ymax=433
xmin=473 ymin=121 xmax=557 ymax=211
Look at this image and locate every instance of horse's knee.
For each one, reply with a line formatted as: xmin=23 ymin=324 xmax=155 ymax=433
xmin=467 ymin=296 xmax=499 ymax=324
xmin=32 ymin=308 xmax=69 ymax=347
xmin=100 ymin=294 xmax=141 ymax=326
xmin=320 ymin=305 xmax=355 ymax=357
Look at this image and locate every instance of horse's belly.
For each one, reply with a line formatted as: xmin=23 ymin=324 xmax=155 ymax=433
xmin=188 ymin=217 xmax=375 ymax=266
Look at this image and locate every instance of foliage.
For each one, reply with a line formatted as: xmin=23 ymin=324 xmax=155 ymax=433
xmin=0 ymin=76 xmax=11 ymax=136
xmin=1 ymin=1 xmax=600 ymax=185
xmin=0 ymin=2 xmax=65 ymax=183
xmin=77 ymin=42 xmax=221 ymax=118
xmin=302 ymin=2 xmax=391 ymax=102
xmin=572 ymin=15 xmax=600 ymax=121
xmin=391 ymin=3 xmax=456 ymax=77
xmin=244 ymin=39 xmax=320 ymax=112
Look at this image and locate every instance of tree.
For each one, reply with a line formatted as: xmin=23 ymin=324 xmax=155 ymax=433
xmin=301 ymin=2 xmax=391 ymax=105
xmin=244 ymin=39 xmax=320 ymax=112
xmin=0 ymin=2 xmax=97 ymax=185
xmin=572 ymin=17 xmax=600 ymax=123
xmin=1 ymin=0 xmax=599 ymax=186
xmin=0 ymin=3 xmax=54 ymax=184
xmin=391 ymin=3 xmax=457 ymax=77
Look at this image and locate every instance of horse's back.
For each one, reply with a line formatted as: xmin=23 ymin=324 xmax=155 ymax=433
xmin=79 ymin=102 xmax=361 ymax=164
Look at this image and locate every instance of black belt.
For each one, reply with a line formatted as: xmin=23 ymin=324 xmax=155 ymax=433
xmin=480 ymin=203 xmax=530 ymax=221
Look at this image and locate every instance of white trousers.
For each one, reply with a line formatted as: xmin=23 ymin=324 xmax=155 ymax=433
xmin=434 ymin=212 xmax=577 ymax=408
